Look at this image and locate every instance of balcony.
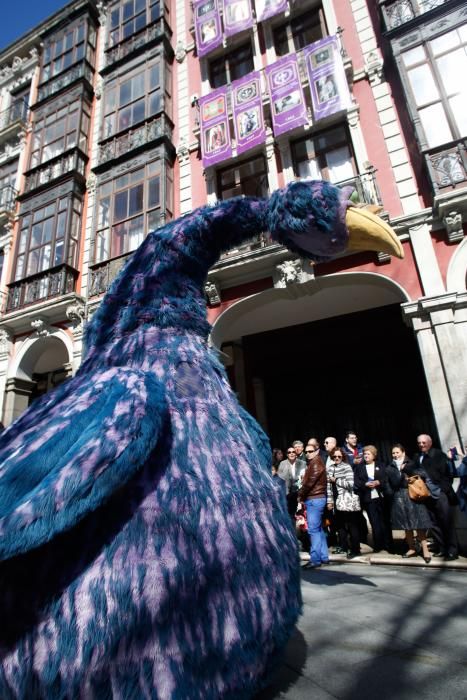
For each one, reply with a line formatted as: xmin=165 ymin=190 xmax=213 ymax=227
xmin=88 ymin=253 xmax=131 ymax=298
xmin=425 ymin=140 xmax=467 ymax=194
xmin=96 ymin=114 xmax=173 ymax=168
xmin=36 ymin=61 xmax=94 ymax=104
xmin=0 ymin=100 xmax=29 ymax=133
xmin=22 ymin=149 xmax=87 ymax=194
xmin=381 ymin=0 xmax=447 ymax=32
xmin=103 ymin=18 xmax=170 ymax=70
xmin=0 ymin=185 xmax=18 ymax=216
xmin=6 ymin=264 xmax=78 ymax=313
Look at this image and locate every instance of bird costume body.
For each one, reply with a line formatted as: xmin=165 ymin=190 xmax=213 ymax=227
xmin=0 ymin=181 xmax=402 ymax=698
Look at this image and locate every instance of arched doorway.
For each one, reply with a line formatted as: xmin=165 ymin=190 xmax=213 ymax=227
xmin=3 ymin=334 xmax=73 ymax=425
xmin=212 ymin=273 xmax=438 ymax=461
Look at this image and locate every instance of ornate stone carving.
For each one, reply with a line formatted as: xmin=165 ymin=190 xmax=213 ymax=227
xmin=175 ymin=41 xmax=187 ymax=63
xmin=0 ymin=327 xmax=12 ymax=356
xmin=86 ymin=172 xmax=97 ymax=194
xmin=94 ymin=77 xmax=104 ymax=100
xmin=204 ymin=280 xmax=221 ymax=306
xmin=30 ymin=318 xmax=50 ymax=337
xmin=365 ymin=51 xmax=384 ymax=87
xmin=176 ymin=136 xmax=190 ymax=163
xmin=443 ymin=210 xmax=464 ymax=244
xmin=273 ymin=258 xmax=314 ymax=288
xmin=66 ymin=302 xmax=86 ymax=333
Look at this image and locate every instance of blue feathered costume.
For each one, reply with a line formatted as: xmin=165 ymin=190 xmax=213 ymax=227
xmin=0 ymin=181 xmax=402 ymax=698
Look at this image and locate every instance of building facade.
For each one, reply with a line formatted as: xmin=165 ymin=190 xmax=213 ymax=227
xmin=0 ymin=0 xmax=465 ymax=461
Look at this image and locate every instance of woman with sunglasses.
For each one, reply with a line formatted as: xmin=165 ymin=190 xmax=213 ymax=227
xmin=327 ymin=447 xmax=362 ymax=559
xmin=298 ymin=445 xmax=330 ymax=569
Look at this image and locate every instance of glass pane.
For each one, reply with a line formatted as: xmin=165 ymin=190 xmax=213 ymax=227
xmin=59 ymin=197 xmax=68 ymax=211
xmin=297 ymin=159 xmax=321 ymax=180
xmin=450 ymin=94 xmax=467 ymax=137
xmin=77 ymin=24 xmax=85 ymax=43
xmin=19 ymin=229 xmax=28 ymax=253
xmin=132 ymin=98 xmax=145 ymax=124
xmin=150 ymin=3 xmax=160 ymax=21
xmin=54 ymin=239 xmax=64 ymax=266
xmin=133 ymin=72 xmax=145 ymax=99
xmin=123 ymin=20 xmax=134 ymax=39
xmin=110 ymin=28 xmax=120 ymax=46
xmin=111 ymin=8 xmax=120 ymax=29
xmin=402 ymin=46 xmax=426 ymax=68
xmin=104 ymin=114 xmax=116 ymax=138
xmin=54 ymin=38 xmax=63 ymax=58
xmin=75 ymin=43 xmax=85 ymax=61
xmin=40 ymin=244 xmax=51 ymax=271
xmin=130 ymin=167 xmax=144 ymax=183
xmin=150 ymin=64 xmax=160 ymax=90
xmin=437 ymin=49 xmax=467 ymax=96
xmin=111 ymin=222 xmax=127 ymax=258
xmin=114 ymin=190 xmax=128 ymax=221
xmin=118 ymin=106 xmax=131 ymax=131
xmin=65 ymin=31 xmax=74 ymax=50
xmin=42 ymin=218 xmax=53 ymax=243
xmin=31 ymin=223 xmax=43 ymax=247
xmin=136 ymin=0 xmax=145 ymax=12
xmin=149 ymin=92 xmax=160 ymax=115
xmin=56 ymin=211 xmax=67 ymax=238
xmin=119 ymin=79 xmax=132 ymax=106
xmin=123 ymin=0 xmax=134 ymax=21
xmin=106 ymin=86 xmax=117 ymax=113
xmin=129 ymin=184 xmax=144 ymax=215
xmin=98 ymin=197 xmax=110 ymax=228
xmin=128 ymin=214 xmax=144 ymax=250
xmin=430 ymin=30 xmax=460 ymax=56
xmin=326 ymin=147 xmax=354 ymax=183
xmin=63 ymin=51 xmax=73 ymax=69
xmin=135 ymin=11 xmax=146 ymax=32
xmin=116 ymin=173 xmax=130 ymax=189
xmin=27 ymin=249 xmax=40 ymax=275
xmin=419 ymin=103 xmax=452 ymax=147
xmin=15 ymin=254 xmax=24 ymax=280
xmin=148 ymin=176 xmax=160 ymax=207
xmin=95 ymin=228 xmax=110 ymax=263
xmin=147 ymin=209 xmax=159 ymax=232
xmin=407 ymin=64 xmax=439 ymax=105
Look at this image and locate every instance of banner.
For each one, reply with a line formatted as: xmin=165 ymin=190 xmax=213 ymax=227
xmin=194 ymin=0 xmax=223 ymax=57
xmin=232 ymin=72 xmax=265 ymax=155
xmin=265 ymin=55 xmax=307 ymax=136
xmin=304 ymin=36 xmax=351 ymax=122
xmin=223 ymin=0 xmax=253 ymax=37
xmin=255 ymin=0 xmax=288 ymax=22
xmin=199 ymin=87 xmax=232 ymax=167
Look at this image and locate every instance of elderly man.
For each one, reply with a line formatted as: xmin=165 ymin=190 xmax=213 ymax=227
xmin=414 ymin=434 xmax=458 ymax=561
xmin=278 ymin=446 xmax=306 ymax=522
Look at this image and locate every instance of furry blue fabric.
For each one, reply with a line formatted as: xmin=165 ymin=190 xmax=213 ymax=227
xmin=0 ymin=181 xmax=352 ymax=698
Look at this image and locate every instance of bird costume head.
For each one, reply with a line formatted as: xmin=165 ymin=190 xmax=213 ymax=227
xmin=0 ymin=181 xmax=401 ymax=698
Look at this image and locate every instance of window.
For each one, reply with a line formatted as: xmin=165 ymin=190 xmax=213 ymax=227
xmin=273 ymin=10 xmax=326 ymax=57
xmin=292 ymin=126 xmax=355 ymax=183
xmin=402 ymin=24 xmax=467 ymax=147
xmin=217 ymin=156 xmax=268 ymax=199
xmin=108 ymin=0 xmax=161 ymax=46
xmin=14 ymin=196 xmax=81 ymax=280
xmin=209 ymin=42 xmax=254 ymax=88
xmin=41 ymin=21 xmax=96 ymax=83
xmin=0 ymin=159 xmax=18 ymax=190
xmin=95 ymin=161 xmax=162 ymax=262
xmin=103 ymin=62 xmax=161 ymax=138
xmin=9 ymin=85 xmax=29 ymax=122
xmin=30 ymin=99 xmax=91 ymax=168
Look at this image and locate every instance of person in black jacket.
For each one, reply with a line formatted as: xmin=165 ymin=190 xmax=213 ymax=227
xmin=385 ymin=443 xmax=432 ymax=562
xmin=414 ymin=434 xmax=458 ymax=561
xmin=354 ymin=445 xmax=393 ymax=552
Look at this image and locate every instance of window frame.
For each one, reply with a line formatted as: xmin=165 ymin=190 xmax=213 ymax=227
xmin=29 ymin=98 xmax=91 ymax=169
xmin=273 ymin=9 xmax=327 ymax=57
xmin=41 ymin=19 xmax=96 ymax=84
xmin=208 ymin=41 xmax=255 ymax=89
xmin=217 ymin=155 xmax=269 ymax=200
xmin=291 ymin=125 xmax=356 ymax=184
xmin=108 ymin=0 xmax=162 ymax=47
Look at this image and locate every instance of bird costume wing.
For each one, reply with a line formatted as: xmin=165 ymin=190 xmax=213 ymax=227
xmin=0 ymin=367 xmax=166 ymax=561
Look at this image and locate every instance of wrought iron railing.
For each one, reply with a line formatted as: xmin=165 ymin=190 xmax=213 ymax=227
xmin=0 ymin=99 xmax=29 ymax=131
xmin=23 ymin=150 xmax=87 ymax=193
xmin=425 ymin=140 xmax=467 ymax=193
xmin=36 ymin=61 xmax=94 ymax=102
xmin=88 ymin=253 xmax=131 ymax=298
xmin=6 ymin=264 xmax=78 ymax=312
xmin=381 ymin=0 xmax=447 ymax=31
xmin=104 ymin=19 xmax=167 ymax=67
xmin=0 ymin=184 xmax=18 ymax=213
xmin=97 ymin=114 xmax=173 ymax=165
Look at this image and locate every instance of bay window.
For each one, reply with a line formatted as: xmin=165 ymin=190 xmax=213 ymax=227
xmin=41 ymin=20 xmax=96 ymax=83
xmin=108 ymin=0 xmax=162 ymax=46
xmin=103 ymin=61 xmax=161 ymax=138
xmin=30 ymin=99 xmax=91 ymax=168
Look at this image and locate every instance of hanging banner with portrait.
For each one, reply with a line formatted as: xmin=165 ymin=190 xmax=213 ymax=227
xmin=194 ymin=0 xmax=223 ymax=57
xmin=265 ymin=54 xmax=308 ymax=136
xmin=232 ymin=72 xmax=265 ymax=155
xmin=223 ymin=0 xmax=254 ymax=37
xmin=304 ymin=36 xmax=351 ymax=122
xmin=255 ymin=0 xmax=288 ymax=23
xmin=199 ymin=87 xmax=232 ymax=167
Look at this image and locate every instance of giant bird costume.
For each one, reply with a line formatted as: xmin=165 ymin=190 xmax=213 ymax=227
xmin=0 ymin=181 xmax=402 ymax=698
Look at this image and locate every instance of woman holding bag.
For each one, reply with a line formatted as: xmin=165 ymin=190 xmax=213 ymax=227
xmin=327 ymin=447 xmax=362 ymax=559
xmin=385 ymin=443 xmax=432 ymax=563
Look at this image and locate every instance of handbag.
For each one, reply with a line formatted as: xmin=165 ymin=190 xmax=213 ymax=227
xmin=407 ymin=475 xmax=430 ymax=501
xmin=336 ymin=489 xmax=361 ymax=512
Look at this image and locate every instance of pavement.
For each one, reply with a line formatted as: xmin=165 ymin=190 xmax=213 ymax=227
xmin=254 ymin=557 xmax=467 ymax=700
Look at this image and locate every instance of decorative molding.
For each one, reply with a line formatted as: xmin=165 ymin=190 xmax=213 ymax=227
xmin=86 ymin=172 xmax=98 ymax=194
xmin=365 ymin=51 xmax=384 ymax=87
xmin=347 ymin=105 xmax=360 ymax=129
xmin=443 ymin=210 xmax=464 ymax=244
xmin=204 ymin=280 xmax=221 ymax=306
xmin=30 ymin=318 xmax=51 ymax=337
xmin=0 ymin=327 xmax=13 ymax=356
xmin=176 ymin=136 xmax=190 ymax=164
xmin=66 ymin=301 xmax=86 ymax=333
xmin=273 ymin=258 xmax=315 ymax=288
xmin=175 ymin=40 xmax=187 ymax=63
xmin=94 ymin=77 xmax=104 ymax=100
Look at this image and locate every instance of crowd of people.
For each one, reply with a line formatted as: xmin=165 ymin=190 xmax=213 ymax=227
xmin=271 ymin=432 xmax=467 ymax=570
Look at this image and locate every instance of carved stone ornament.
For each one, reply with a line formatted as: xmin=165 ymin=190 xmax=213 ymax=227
xmin=365 ymin=51 xmax=384 ymax=87
xmin=273 ymin=258 xmax=314 ymax=288
xmin=175 ymin=41 xmax=187 ymax=63
xmin=94 ymin=77 xmax=104 ymax=100
xmin=0 ymin=327 xmax=12 ymax=356
xmin=86 ymin=172 xmax=97 ymax=194
xmin=176 ymin=136 xmax=190 ymax=163
xmin=204 ymin=280 xmax=221 ymax=306
xmin=30 ymin=318 xmax=50 ymax=337
xmin=443 ymin=210 xmax=464 ymax=244
xmin=66 ymin=302 xmax=86 ymax=329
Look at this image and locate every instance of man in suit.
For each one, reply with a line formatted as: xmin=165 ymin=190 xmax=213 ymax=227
xmin=414 ymin=434 xmax=458 ymax=561
xmin=278 ymin=447 xmax=306 ymax=522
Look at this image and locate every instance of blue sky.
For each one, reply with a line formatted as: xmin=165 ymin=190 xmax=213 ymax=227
xmin=1 ymin=1 xmax=68 ymax=52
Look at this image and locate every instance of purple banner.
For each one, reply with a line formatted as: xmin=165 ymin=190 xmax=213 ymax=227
xmin=255 ymin=0 xmax=288 ymax=22
xmin=265 ymin=55 xmax=307 ymax=136
xmin=232 ymin=72 xmax=265 ymax=155
xmin=199 ymin=87 xmax=232 ymax=167
xmin=223 ymin=0 xmax=253 ymax=37
xmin=304 ymin=36 xmax=351 ymax=122
xmin=194 ymin=0 xmax=222 ymax=57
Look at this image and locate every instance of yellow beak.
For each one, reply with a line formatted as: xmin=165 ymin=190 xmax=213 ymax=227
xmin=345 ymin=206 xmax=404 ymax=259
